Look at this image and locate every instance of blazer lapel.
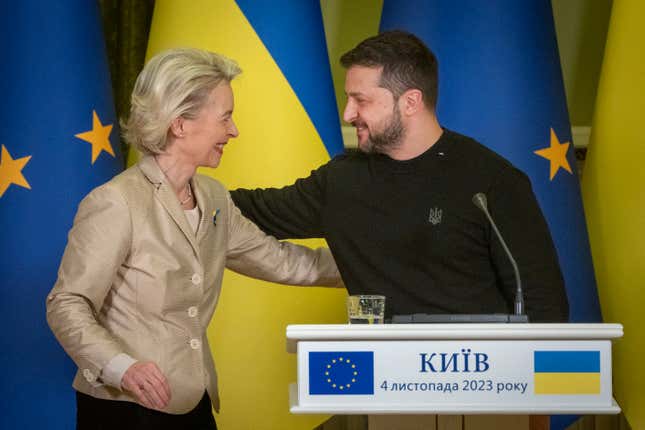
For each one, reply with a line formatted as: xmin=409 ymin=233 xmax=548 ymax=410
xmin=138 ymin=156 xmax=201 ymax=260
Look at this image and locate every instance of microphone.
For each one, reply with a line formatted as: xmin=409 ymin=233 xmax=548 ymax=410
xmin=391 ymin=193 xmax=529 ymax=324
xmin=472 ymin=192 xmax=527 ymax=322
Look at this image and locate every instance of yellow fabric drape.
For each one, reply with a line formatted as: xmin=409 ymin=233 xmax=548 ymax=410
xmin=581 ymin=1 xmax=645 ymax=428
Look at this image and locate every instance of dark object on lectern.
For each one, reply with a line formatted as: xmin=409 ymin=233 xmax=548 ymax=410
xmin=391 ymin=313 xmax=529 ymax=323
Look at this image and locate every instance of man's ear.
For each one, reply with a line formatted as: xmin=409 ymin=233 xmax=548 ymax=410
xmin=400 ymin=89 xmax=424 ymax=116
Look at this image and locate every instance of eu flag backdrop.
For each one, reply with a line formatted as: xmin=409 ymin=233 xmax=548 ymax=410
xmin=0 ymin=1 xmax=123 ymax=428
xmin=380 ymin=0 xmax=601 ymax=324
xmin=146 ymin=1 xmax=346 ymax=429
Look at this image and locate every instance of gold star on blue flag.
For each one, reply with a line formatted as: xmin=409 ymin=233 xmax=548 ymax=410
xmin=0 ymin=145 xmax=32 ymax=197
xmin=534 ymin=128 xmax=573 ymax=180
xmin=75 ymin=110 xmax=115 ymax=164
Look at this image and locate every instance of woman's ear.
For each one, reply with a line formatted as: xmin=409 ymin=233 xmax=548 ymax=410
xmin=169 ymin=117 xmax=185 ymax=138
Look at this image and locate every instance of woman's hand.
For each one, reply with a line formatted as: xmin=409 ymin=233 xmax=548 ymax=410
xmin=121 ymin=361 xmax=171 ymax=410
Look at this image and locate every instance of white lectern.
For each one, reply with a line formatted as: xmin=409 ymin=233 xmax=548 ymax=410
xmin=287 ymin=324 xmax=622 ymax=416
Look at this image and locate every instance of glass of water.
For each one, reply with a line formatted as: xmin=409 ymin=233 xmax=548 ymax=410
xmin=347 ymin=295 xmax=385 ymax=324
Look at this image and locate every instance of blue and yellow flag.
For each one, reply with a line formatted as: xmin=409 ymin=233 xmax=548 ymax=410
xmin=534 ymin=351 xmax=601 ymax=395
xmin=582 ymin=0 xmax=645 ymax=427
xmin=0 ymin=2 xmax=122 ymax=428
xmin=380 ymin=0 xmax=601 ymax=323
xmin=146 ymin=2 xmax=346 ymax=429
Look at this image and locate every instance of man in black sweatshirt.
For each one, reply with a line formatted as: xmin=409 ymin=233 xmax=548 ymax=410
xmin=230 ymin=31 xmax=568 ymax=322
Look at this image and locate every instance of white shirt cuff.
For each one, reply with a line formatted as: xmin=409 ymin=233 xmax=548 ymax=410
xmin=102 ymin=353 xmax=137 ymax=389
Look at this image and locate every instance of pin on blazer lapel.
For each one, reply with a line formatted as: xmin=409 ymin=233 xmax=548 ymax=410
xmin=192 ymin=175 xmax=214 ymax=246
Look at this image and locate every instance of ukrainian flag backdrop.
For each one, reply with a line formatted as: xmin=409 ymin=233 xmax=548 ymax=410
xmin=146 ymin=2 xmax=346 ymax=429
xmin=582 ymin=1 xmax=645 ymax=427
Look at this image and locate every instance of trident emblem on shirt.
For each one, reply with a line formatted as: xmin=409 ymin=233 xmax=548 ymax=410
xmin=428 ymin=207 xmax=442 ymax=225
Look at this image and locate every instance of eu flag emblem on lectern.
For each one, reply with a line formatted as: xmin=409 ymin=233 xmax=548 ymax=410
xmin=309 ymin=352 xmax=374 ymax=395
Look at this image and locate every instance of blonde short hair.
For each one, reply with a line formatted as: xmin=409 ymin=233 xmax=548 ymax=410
xmin=122 ymin=48 xmax=241 ymax=155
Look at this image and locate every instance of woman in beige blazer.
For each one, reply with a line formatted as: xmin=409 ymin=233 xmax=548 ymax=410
xmin=46 ymin=48 xmax=341 ymax=430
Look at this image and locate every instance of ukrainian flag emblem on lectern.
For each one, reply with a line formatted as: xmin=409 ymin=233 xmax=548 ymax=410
xmin=309 ymin=352 xmax=374 ymax=395
xmin=534 ymin=351 xmax=600 ymax=394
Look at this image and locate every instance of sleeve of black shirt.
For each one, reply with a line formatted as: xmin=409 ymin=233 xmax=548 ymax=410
xmin=229 ymin=164 xmax=328 ymax=239
xmin=487 ymin=167 xmax=569 ymax=322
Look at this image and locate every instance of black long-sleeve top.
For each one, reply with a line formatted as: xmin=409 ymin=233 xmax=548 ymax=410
xmin=231 ymin=129 xmax=568 ymax=322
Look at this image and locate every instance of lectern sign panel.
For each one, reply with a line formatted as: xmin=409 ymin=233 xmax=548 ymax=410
xmin=295 ymin=340 xmax=613 ymax=413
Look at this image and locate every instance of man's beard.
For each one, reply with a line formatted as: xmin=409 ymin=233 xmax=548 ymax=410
xmin=358 ymin=106 xmax=405 ymax=155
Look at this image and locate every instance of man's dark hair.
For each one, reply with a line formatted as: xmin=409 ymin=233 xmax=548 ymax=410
xmin=340 ymin=30 xmax=438 ymax=110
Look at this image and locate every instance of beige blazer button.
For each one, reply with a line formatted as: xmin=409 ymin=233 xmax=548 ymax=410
xmin=191 ymin=274 xmax=202 ymax=285
xmin=83 ymin=369 xmax=96 ymax=383
xmin=188 ymin=306 xmax=198 ymax=318
xmin=190 ymin=339 xmax=201 ymax=349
